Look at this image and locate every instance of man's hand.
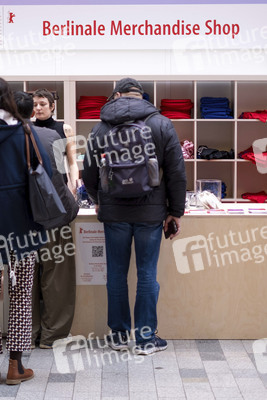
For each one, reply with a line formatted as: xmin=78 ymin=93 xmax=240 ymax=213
xmin=164 ymin=215 xmax=181 ymax=240
xmin=95 ymin=204 xmax=99 ymax=215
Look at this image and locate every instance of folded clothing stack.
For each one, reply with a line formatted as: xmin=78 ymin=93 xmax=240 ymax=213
xmin=238 ymin=146 xmax=267 ymax=166
xmin=160 ymin=99 xmax=193 ymax=119
xmin=239 ymin=110 xmax=267 ymax=122
xmin=77 ymin=96 xmax=108 ymax=119
xmin=242 ymin=191 xmax=267 ymax=203
xmin=197 ymin=145 xmax=234 ymax=160
xmin=200 ymin=97 xmax=233 ymax=119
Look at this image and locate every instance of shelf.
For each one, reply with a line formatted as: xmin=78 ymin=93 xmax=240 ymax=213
xmin=6 ymin=76 xmax=267 ymax=203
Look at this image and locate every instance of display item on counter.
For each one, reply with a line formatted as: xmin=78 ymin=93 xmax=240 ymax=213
xmin=76 ymin=183 xmax=94 ymax=208
xmin=77 ymin=95 xmax=108 ymax=119
xmin=197 ymin=145 xmax=234 ymax=159
xmin=221 ymin=181 xmax=227 ymax=199
xmin=181 ymin=139 xmax=194 ymax=159
xmin=196 ymin=179 xmax=222 ymax=200
xmin=160 ymin=99 xmax=193 ymax=119
xmin=241 ymin=190 xmax=267 ymax=203
xmin=239 ymin=110 xmax=267 ymax=122
xmin=197 ymin=190 xmax=222 ymax=209
xmin=200 ymin=97 xmax=233 ymax=119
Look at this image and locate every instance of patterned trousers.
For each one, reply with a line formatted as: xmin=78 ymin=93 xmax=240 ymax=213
xmin=0 ymin=252 xmax=35 ymax=353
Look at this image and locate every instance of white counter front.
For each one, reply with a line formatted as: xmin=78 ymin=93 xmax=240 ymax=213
xmin=70 ymin=205 xmax=267 ymax=339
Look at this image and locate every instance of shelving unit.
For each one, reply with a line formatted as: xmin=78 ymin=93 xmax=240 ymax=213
xmin=6 ymin=76 xmax=267 ymax=203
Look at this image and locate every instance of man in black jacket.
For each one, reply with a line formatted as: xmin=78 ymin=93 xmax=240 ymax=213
xmin=83 ymin=78 xmax=186 ymax=355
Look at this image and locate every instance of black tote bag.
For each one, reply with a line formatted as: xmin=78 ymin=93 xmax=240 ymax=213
xmin=25 ymin=124 xmax=67 ymax=230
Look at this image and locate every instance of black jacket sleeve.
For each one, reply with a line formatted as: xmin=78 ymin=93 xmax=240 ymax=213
xmin=161 ymin=119 xmax=187 ymax=217
xmin=82 ymin=128 xmax=101 ymax=204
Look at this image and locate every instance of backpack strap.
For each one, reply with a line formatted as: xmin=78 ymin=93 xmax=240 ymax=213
xmin=144 ymin=111 xmax=160 ymax=124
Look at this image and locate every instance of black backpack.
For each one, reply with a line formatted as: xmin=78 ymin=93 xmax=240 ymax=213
xmin=99 ymin=113 xmax=160 ymax=198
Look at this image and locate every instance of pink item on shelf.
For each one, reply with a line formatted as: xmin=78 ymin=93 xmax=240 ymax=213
xmin=181 ymin=140 xmax=194 ymax=159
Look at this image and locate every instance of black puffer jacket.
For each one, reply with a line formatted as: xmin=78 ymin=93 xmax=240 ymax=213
xmin=82 ymin=97 xmax=186 ymax=223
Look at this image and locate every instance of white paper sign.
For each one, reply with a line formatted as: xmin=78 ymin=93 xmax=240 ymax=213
xmin=75 ymin=222 xmax=106 ymax=285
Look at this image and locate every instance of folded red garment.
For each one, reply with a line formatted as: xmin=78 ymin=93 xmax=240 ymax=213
xmin=161 ymin=111 xmax=191 ymax=119
xmin=238 ymin=146 xmax=267 ymax=166
xmin=77 ymin=96 xmax=107 ymax=119
xmin=239 ymin=110 xmax=267 ymax=123
xmin=242 ymin=191 xmax=267 ymax=203
xmin=78 ymin=111 xmax=101 ymax=119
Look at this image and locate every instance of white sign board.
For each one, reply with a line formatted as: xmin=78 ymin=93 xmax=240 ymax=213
xmin=75 ymin=222 xmax=106 ymax=285
xmin=1 ymin=4 xmax=267 ymax=50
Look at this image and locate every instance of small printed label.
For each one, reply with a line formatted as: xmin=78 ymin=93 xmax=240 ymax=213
xmin=122 ymin=178 xmax=134 ymax=185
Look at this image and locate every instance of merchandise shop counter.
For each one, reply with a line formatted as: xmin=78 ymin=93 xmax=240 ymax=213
xmin=70 ymin=205 xmax=267 ymax=339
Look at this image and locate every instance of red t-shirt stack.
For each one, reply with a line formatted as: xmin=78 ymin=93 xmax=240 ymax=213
xmin=77 ymin=96 xmax=108 ymax=119
xmin=160 ymin=99 xmax=193 ymax=119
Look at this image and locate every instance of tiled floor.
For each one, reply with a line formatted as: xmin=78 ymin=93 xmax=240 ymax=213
xmin=0 ymin=339 xmax=267 ymax=399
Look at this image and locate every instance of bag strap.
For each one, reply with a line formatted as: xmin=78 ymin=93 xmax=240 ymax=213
xmin=144 ymin=111 xmax=160 ymax=124
xmin=24 ymin=124 xmax=43 ymax=169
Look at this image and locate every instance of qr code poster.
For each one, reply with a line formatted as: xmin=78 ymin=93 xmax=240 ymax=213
xmin=75 ymin=222 xmax=107 ymax=285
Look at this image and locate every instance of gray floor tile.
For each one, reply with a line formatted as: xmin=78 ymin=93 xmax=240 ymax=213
xmin=72 ymin=394 xmax=101 ymax=400
xmin=207 ymin=373 xmax=238 ymax=388
xmin=241 ymin=340 xmax=256 ymax=354
xmin=173 ymin=340 xmax=198 ymax=351
xmin=154 ymin=372 xmax=183 ymax=387
xmin=183 ymin=382 xmax=215 ymax=400
xmin=179 ymin=368 xmax=207 ymax=378
xmin=226 ymin=356 xmax=257 ymax=370
xmin=231 ymin=369 xmax=259 ymax=378
xmin=176 ymin=353 xmax=203 ymax=369
xmin=44 ymin=382 xmax=74 ymax=398
xmin=102 ymin=374 xmax=129 ymax=397
xmin=196 ymin=340 xmax=224 ymax=353
xmin=129 ymin=393 xmax=158 ymax=400
xmin=212 ymin=386 xmax=243 ymax=399
xmin=0 ymin=384 xmax=19 ymax=397
xmin=219 ymin=340 xmax=246 ymax=354
xmin=200 ymin=352 xmax=226 ymax=361
xmin=15 ymin=394 xmax=45 ymax=400
xmin=235 ymin=377 xmax=266 ymax=392
xmin=48 ymin=373 xmax=75 ymax=382
xmin=73 ymin=376 xmax=102 ymax=393
xmin=156 ymin=386 xmax=186 ymax=398
xmin=203 ymin=361 xmax=231 ymax=374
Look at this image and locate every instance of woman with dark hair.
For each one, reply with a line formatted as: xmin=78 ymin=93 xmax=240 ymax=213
xmin=0 ymin=77 xmax=51 ymax=384
xmin=33 ymin=88 xmax=79 ymax=195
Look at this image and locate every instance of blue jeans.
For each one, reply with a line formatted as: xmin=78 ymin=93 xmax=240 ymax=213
xmin=104 ymin=222 xmax=163 ymax=344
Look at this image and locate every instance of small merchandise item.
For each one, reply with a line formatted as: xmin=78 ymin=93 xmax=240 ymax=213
xmin=160 ymin=99 xmax=193 ymax=119
xmin=197 ymin=190 xmax=222 ymax=209
xmin=196 ymin=179 xmax=222 ymax=200
xmin=76 ymin=183 xmax=94 ymax=208
xmin=25 ymin=124 xmax=67 ymax=229
xmin=181 ymin=140 xmax=194 ymax=159
xmin=99 ymin=113 xmax=160 ymax=198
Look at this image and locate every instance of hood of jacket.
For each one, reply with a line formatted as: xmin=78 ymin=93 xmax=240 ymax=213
xmin=0 ymin=122 xmax=22 ymax=144
xmin=100 ymin=97 xmax=159 ymax=125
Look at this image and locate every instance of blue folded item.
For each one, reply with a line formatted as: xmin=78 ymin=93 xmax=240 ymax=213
xmin=200 ymin=97 xmax=233 ymax=119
